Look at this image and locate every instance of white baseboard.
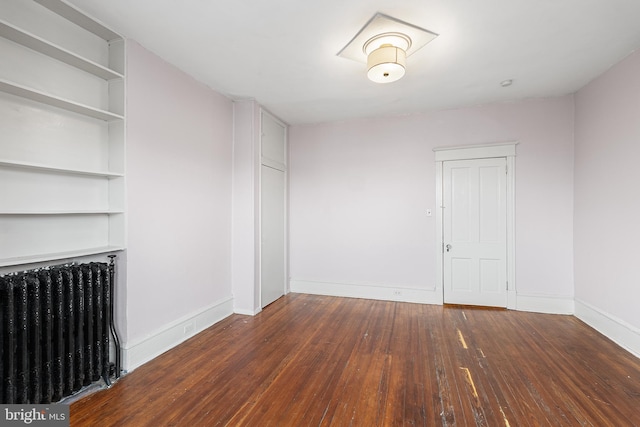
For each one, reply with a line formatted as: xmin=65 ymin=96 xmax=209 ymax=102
xmin=515 ymin=293 xmax=574 ymax=314
xmin=233 ymin=307 xmax=262 ymax=316
xmin=574 ymin=299 xmax=640 ymax=358
xmin=291 ymin=280 xmax=579 ymax=315
xmin=122 ymin=296 xmax=234 ymax=371
xmin=290 ymin=279 xmax=442 ymax=305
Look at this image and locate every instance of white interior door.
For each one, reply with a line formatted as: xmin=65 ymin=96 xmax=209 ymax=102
xmin=260 ymin=111 xmax=287 ymax=308
xmin=261 ymin=164 xmax=286 ymax=307
xmin=443 ymin=157 xmax=507 ymax=307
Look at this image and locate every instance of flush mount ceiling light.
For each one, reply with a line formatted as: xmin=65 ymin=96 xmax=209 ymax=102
xmin=338 ymin=13 xmax=438 ymax=84
xmin=364 ymin=33 xmax=410 ymax=83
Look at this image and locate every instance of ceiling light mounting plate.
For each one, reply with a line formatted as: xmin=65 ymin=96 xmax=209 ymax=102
xmin=363 ymin=32 xmax=412 ymax=55
xmin=338 ymin=12 xmax=438 ymax=63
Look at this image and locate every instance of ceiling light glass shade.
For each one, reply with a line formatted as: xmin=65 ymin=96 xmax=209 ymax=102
xmin=367 ymin=45 xmax=406 ymax=83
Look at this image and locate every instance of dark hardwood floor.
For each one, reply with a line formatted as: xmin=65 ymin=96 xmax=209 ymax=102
xmin=70 ymin=294 xmax=640 ymax=426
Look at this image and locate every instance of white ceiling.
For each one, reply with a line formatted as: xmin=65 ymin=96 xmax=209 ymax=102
xmin=67 ymin=0 xmax=640 ymax=125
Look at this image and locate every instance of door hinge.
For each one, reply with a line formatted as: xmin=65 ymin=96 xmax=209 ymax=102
xmin=506 ymin=281 xmax=509 ymax=290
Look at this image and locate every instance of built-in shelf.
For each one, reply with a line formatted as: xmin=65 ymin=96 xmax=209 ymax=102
xmin=0 ymin=210 xmax=124 ymax=215
xmin=0 ymin=159 xmax=123 ymax=178
xmin=1 ymin=0 xmax=126 ymax=269
xmin=0 ymin=20 xmax=123 ymax=81
xmin=0 ymin=79 xmax=123 ymax=121
xmin=0 ymin=246 xmax=125 ymax=268
xmin=34 ymin=0 xmax=121 ymax=42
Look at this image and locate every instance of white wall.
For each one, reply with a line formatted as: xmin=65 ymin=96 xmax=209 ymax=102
xmin=231 ymin=100 xmax=261 ymax=315
xmin=289 ymin=97 xmax=575 ymax=311
xmin=574 ymin=49 xmax=640 ymax=356
xmin=117 ymin=35 xmax=640 ymax=368
xmin=124 ymin=41 xmax=234 ymax=369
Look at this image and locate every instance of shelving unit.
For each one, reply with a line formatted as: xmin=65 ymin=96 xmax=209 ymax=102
xmin=0 ymin=79 xmax=124 ymax=121
xmin=0 ymin=0 xmax=126 ymax=267
xmin=0 ymin=159 xmax=124 ymax=178
xmin=0 ymin=19 xmax=123 ymax=80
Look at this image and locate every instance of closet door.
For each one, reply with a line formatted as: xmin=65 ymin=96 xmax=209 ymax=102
xmin=260 ymin=112 xmax=287 ymax=307
xmin=261 ymin=164 xmax=285 ymax=307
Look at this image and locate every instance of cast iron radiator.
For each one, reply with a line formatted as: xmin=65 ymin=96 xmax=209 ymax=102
xmin=0 ymin=257 xmax=121 ymax=404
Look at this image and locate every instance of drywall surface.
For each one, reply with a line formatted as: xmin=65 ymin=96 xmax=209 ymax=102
xmin=290 ymin=97 xmax=575 ymax=304
xmin=125 ymin=41 xmax=233 ymax=347
xmin=574 ymin=49 xmax=640 ymax=333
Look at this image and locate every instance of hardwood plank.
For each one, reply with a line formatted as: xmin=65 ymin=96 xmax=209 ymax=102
xmin=460 ymin=308 xmax=571 ymax=426
xmin=70 ymin=294 xmax=640 ymax=426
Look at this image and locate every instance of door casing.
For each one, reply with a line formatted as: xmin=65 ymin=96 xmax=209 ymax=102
xmin=434 ymin=142 xmax=517 ymax=308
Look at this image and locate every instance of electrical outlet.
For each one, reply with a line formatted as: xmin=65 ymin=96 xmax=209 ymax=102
xmin=393 ymin=290 xmax=402 ymax=296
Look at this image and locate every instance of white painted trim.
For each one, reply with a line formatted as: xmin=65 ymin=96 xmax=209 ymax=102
xmin=433 ymin=142 xmax=517 ymax=161
xmin=290 ymin=280 xmax=442 ymax=305
xmin=575 ymin=299 xmax=640 ymax=358
xmin=256 ymin=109 xmax=263 ymax=310
xmin=515 ymin=293 xmax=574 ymax=315
xmin=435 ymin=142 xmax=517 ymax=308
xmin=122 ymin=296 xmax=234 ymax=371
xmin=261 ymin=157 xmax=286 ymax=172
xmin=506 ymin=155 xmax=516 ymax=309
xmin=434 ymin=161 xmax=444 ymax=303
xmin=233 ymin=307 xmax=262 ymax=316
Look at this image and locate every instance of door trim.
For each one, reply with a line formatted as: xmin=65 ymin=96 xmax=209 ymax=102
xmin=434 ymin=142 xmax=517 ymax=308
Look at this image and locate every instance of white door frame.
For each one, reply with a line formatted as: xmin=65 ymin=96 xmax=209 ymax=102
xmin=434 ymin=142 xmax=517 ymax=308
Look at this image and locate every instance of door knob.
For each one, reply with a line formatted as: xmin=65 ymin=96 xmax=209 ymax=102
xmin=445 ymin=244 xmax=452 ymax=252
